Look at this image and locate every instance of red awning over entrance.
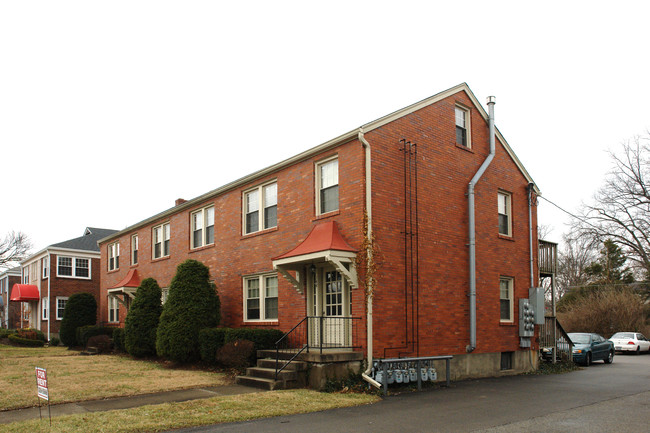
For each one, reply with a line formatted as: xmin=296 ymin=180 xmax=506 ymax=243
xmin=109 ymin=269 xmax=141 ymax=289
xmin=273 ymin=221 xmax=355 ymax=261
xmin=10 ymin=284 xmax=40 ymax=301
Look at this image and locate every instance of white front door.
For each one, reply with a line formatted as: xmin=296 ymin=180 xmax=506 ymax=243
xmin=308 ymin=267 xmax=351 ymax=348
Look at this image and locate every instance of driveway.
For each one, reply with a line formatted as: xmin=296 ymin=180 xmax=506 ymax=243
xmin=176 ymin=354 xmax=650 ymax=433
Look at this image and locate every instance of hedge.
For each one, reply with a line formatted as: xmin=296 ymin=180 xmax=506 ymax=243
xmin=0 ymin=329 xmax=15 ymax=338
xmin=198 ymin=328 xmax=230 ymax=365
xmin=8 ymin=334 xmax=45 ymax=347
xmin=113 ymin=328 xmax=125 ymax=352
xmin=76 ymin=325 xmax=115 ymax=348
xmin=198 ymin=327 xmax=284 ymax=365
xmin=125 ymin=278 xmax=162 ymax=357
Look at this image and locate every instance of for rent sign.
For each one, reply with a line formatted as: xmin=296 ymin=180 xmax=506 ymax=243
xmin=36 ymin=367 xmax=48 ymax=400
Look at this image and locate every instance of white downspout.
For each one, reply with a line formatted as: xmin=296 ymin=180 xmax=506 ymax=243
xmin=47 ymin=251 xmax=51 ymax=341
xmin=358 ymin=129 xmax=381 ymax=389
xmin=528 ymin=184 xmax=535 ymax=288
xmin=467 ymin=96 xmax=496 ymax=353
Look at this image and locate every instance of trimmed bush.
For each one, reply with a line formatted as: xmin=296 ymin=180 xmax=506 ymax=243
xmin=113 ymin=328 xmax=125 ymax=352
xmin=77 ymin=325 xmax=115 ymax=348
xmin=0 ymin=329 xmax=16 ymax=338
xmin=125 ymin=278 xmax=163 ymax=357
xmin=87 ymin=335 xmax=112 ymax=353
xmin=156 ymin=260 xmax=221 ymax=363
xmin=199 ymin=327 xmax=230 ymax=365
xmin=224 ymin=328 xmax=284 ymax=352
xmin=8 ymin=334 xmax=45 ymax=347
xmin=49 ymin=337 xmax=60 ymax=347
xmin=59 ymin=292 xmax=97 ymax=347
xmin=216 ymin=339 xmax=255 ymax=369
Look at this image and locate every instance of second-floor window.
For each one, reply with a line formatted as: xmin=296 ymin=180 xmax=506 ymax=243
xmin=42 ymin=257 xmax=48 ymax=279
xmin=244 ymin=182 xmax=277 ymax=234
xmin=108 ymin=242 xmax=120 ymax=271
xmin=23 ymin=267 xmax=29 ymax=284
xmin=191 ymin=206 xmax=215 ymax=248
xmin=498 ymin=191 xmax=512 ymax=236
xmin=131 ymin=235 xmax=139 ymax=265
xmin=455 ymin=105 xmax=470 ymax=147
xmin=153 ymin=223 xmax=170 ymax=259
xmin=58 ymin=256 xmax=91 ymax=279
xmin=317 ymin=157 xmax=338 ymax=215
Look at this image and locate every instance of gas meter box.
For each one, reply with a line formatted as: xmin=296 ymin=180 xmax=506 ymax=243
xmin=518 ymin=299 xmax=535 ymax=337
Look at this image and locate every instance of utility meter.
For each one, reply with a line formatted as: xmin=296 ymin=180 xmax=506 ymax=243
xmin=518 ymin=299 xmax=535 ymax=337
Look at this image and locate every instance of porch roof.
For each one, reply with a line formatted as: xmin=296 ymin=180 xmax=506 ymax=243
xmin=272 ymin=221 xmax=355 ymax=261
xmin=10 ymin=284 xmax=40 ymax=301
xmin=109 ymin=269 xmax=141 ymax=290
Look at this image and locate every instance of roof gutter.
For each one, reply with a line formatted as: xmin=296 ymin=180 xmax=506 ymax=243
xmin=467 ymin=96 xmax=496 ymax=353
xmin=358 ymin=129 xmax=381 ymax=389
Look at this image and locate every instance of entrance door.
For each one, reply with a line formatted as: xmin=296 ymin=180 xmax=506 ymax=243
xmin=307 ymin=267 xmax=351 ymax=348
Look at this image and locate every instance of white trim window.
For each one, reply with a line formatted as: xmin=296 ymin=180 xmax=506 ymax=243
xmin=244 ymin=182 xmax=277 ymax=234
xmin=243 ymin=274 xmax=278 ymax=321
xmin=191 ymin=205 xmax=215 ymax=248
xmin=42 ymin=297 xmax=48 ymax=320
xmin=131 ymin=234 xmax=139 ymax=265
xmin=42 ymin=257 xmax=49 ymax=279
xmin=455 ymin=105 xmax=470 ymax=147
xmin=153 ymin=223 xmax=171 ymax=259
xmin=161 ymin=288 xmax=169 ymax=305
xmin=316 ymin=157 xmax=338 ymax=215
xmin=108 ymin=242 xmax=120 ymax=271
xmin=108 ymin=296 xmax=119 ymax=323
xmin=57 ymin=256 xmax=91 ymax=279
xmin=56 ymin=297 xmax=68 ymax=320
xmin=500 ymin=277 xmax=514 ymax=322
xmin=23 ymin=267 xmax=29 ymax=284
xmin=498 ymin=191 xmax=512 ymax=236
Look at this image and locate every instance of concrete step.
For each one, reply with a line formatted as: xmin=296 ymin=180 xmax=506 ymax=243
xmin=246 ymin=366 xmax=299 ymax=381
xmin=257 ymin=358 xmax=308 ymax=371
xmin=81 ymin=346 xmax=99 ymax=356
xmin=235 ymin=375 xmax=286 ymax=391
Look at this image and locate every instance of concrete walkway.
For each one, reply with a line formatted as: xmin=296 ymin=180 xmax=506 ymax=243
xmin=0 ymin=384 xmax=261 ymax=424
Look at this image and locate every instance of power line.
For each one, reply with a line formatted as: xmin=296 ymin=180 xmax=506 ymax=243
xmin=537 ymin=195 xmax=601 ymax=231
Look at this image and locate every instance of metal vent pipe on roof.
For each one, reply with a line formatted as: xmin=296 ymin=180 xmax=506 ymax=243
xmin=467 ymin=96 xmax=496 ymax=353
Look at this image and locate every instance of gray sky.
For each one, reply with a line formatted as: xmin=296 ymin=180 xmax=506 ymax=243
xmin=1 ymin=1 xmax=649 ymax=254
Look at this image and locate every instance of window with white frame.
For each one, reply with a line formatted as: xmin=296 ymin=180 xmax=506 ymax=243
xmin=500 ymin=277 xmax=514 ymax=322
xmin=23 ymin=267 xmax=29 ymax=284
xmin=131 ymin=235 xmax=139 ymax=265
xmin=42 ymin=297 xmax=48 ymax=320
xmin=455 ymin=105 xmax=470 ymax=147
xmin=191 ymin=205 xmax=215 ymax=248
xmin=161 ymin=288 xmax=169 ymax=305
xmin=57 ymin=256 xmax=91 ymax=279
xmin=153 ymin=223 xmax=170 ymax=259
xmin=108 ymin=296 xmax=119 ymax=323
xmin=108 ymin=242 xmax=119 ymax=271
xmin=498 ymin=191 xmax=512 ymax=236
xmin=316 ymin=157 xmax=338 ymax=215
xmin=244 ymin=274 xmax=278 ymax=321
xmin=56 ymin=297 xmax=68 ymax=320
xmin=42 ymin=257 xmax=49 ymax=279
xmin=244 ymin=182 xmax=277 ymax=234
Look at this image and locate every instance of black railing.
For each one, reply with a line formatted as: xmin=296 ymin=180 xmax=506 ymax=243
xmin=275 ymin=316 xmax=361 ymax=379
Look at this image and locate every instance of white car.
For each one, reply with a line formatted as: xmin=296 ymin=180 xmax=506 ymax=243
xmin=609 ymin=332 xmax=650 ymax=354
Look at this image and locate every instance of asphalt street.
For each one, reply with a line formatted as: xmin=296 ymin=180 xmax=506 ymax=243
xmin=175 ymin=353 xmax=650 ymax=433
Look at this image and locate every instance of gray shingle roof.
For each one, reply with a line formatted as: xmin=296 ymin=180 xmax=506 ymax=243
xmin=50 ymin=227 xmax=118 ymax=252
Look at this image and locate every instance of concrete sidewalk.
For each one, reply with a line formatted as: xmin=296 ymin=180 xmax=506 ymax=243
xmin=0 ymin=384 xmax=261 ymax=424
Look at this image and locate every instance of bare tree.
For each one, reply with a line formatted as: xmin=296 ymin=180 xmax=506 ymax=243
xmin=0 ymin=231 xmax=32 ymax=270
xmin=556 ymin=233 xmax=597 ymax=299
xmin=573 ymin=135 xmax=650 ymax=276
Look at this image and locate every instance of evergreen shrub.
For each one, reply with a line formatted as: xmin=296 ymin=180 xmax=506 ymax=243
xmin=8 ymin=334 xmax=45 ymax=347
xmin=156 ymin=260 xmax=221 ymax=363
xmin=125 ymin=278 xmax=163 ymax=357
xmin=198 ymin=327 xmax=230 ymax=365
xmin=224 ymin=328 xmax=284 ymax=352
xmin=59 ymin=293 xmax=97 ymax=347
xmin=113 ymin=328 xmax=125 ymax=352
xmin=77 ymin=325 xmax=114 ymax=347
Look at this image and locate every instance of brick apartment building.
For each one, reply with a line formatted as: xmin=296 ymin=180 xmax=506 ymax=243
xmin=13 ymin=227 xmax=117 ymax=339
xmin=99 ymin=83 xmax=543 ymax=381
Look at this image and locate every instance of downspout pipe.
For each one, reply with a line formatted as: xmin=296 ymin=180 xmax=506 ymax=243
xmin=358 ymin=129 xmax=381 ymax=389
xmin=47 ymin=251 xmax=51 ymax=342
xmin=467 ymin=96 xmax=496 ymax=353
xmin=527 ymin=183 xmax=535 ymax=288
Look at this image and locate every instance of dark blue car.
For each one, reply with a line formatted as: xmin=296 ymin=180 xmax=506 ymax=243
xmin=568 ymin=332 xmax=615 ymax=366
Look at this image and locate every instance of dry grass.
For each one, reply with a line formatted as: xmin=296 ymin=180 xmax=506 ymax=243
xmin=0 ymin=345 xmax=227 ymax=410
xmin=1 ymin=390 xmax=379 ymax=433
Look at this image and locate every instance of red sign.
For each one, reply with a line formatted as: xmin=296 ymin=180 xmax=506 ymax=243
xmin=36 ymin=367 xmax=48 ymax=400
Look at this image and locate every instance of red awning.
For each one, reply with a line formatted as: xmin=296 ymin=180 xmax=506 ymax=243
xmin=273 ymin=221 xmax=356 ymax=261
xmin=109 ymin=269 xmax=141 ymax=289
xmin=10 ymin=284 xmax=40 ymax=301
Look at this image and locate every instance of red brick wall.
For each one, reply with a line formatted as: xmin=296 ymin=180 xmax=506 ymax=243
xmin=366 ymin=90 xmax=538 ymax=357
xmin=41 ymin=255 xmax=102 ymax=334
xmin=100 ymin=142 xmax=366 ymax=331
xmin=99 ymin=89 xmax=539 ymax=360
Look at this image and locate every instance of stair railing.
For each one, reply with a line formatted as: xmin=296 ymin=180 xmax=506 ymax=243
xmin=275 ymin=316 xmax=309 ymax=379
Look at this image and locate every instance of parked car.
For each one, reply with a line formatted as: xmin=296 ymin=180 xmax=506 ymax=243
xmin=609 ymin=332 xmax=650 ymax=354
xmin=568 ymin=333 xmax=615 ymax=366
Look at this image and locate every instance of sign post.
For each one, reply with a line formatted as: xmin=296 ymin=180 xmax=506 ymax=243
xmin=35 ymin=367 xmax=51 ymax=425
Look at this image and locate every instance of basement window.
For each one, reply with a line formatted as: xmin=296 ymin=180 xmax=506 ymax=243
xmin=500 ymin=352 xmax=513 ymax=370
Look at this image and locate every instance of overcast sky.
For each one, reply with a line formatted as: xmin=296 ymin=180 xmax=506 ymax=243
xmin=1 ymin=1 xmax=649 ymax=257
